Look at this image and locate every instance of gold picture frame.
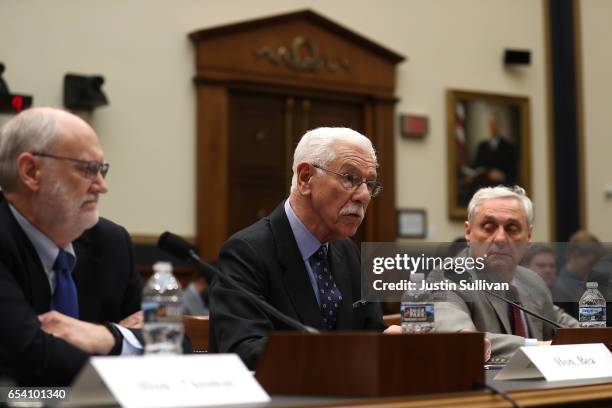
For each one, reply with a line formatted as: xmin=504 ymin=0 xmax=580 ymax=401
xmin=447 ymin=89 xmax=531 ymax=220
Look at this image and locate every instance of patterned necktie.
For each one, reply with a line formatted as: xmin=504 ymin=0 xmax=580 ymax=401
xmin=51 ymin=249 xmax=79 ymax=318
xmin=310 ymin=245 xmax=342 ymax=330
xmin=509 ymin=285 xmax=527 ymax=337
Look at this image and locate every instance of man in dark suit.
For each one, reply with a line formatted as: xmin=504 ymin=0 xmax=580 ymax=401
xmin=209 ymin=127 xmax=401 ymax=369
xmin=0 ymin=107 xmax=142 ymax=385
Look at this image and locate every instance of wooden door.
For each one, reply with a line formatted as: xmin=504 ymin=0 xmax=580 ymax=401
xmin=228 ymin=90 xmax=288 ymax=234
xmin=228 ymin=88 xmax=367 ymax=242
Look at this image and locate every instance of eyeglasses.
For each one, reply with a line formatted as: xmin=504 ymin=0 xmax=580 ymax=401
xmin=32 ymin=152 xmax=109 ymax=180
xmin=313 ymin=164 xmax=383 ymax=198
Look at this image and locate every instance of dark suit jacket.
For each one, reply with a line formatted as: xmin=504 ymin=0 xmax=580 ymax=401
xmin=472 ymin=137 xmax=518 ymax=186
xmin=209 ymin=202 xmax=385 ymax=369
xmin=0 ymin=193 xmax=142 ymax=386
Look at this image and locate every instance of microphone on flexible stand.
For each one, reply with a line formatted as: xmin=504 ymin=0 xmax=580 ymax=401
xmin=444 ymin=269 xmax=565 ymax=329
xmin=157 ymin=232 xmax=319 ymax=334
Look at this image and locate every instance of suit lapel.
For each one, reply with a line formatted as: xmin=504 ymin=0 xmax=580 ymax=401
xmin=485 ymin=292 xmax=513 ymax=334
xmin=0 ymin=197 xmax=52 ymax=313
xmin=72 ymin=232 xmax=97 ymax=320
xmin=514 ymin=278 xmax=544 ymax=339
xmin=269 ymin=203 xmax=324 ymax=330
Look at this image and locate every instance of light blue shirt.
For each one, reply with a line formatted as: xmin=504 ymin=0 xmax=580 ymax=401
xmin=284 ymin=199 xmax=327 ymax=305
xmin=8 ymin=203 xmax=142 ymax=355
xmin=183 ymin=282 xmax=209 ymax=316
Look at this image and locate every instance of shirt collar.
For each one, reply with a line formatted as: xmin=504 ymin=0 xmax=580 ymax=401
xmin=284 ymin=199 xmax=325 ymax=261
xmin=8 ymin=203 xmax=76 ymax=273
xmin=489 ymin=136 xmax=500 ymax=150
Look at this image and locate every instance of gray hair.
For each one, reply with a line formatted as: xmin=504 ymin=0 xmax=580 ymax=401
xmin=467 ymin=185 xmax=534 ymax=226
xmin=290 ymin=127 xmax=377 ymax=192
xmin=0 ymin=108 xmax=61 ymax=191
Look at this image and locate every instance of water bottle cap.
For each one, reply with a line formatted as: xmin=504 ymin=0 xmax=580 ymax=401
xmin=153 ymin=261 xmax=173 ymax=275
xmin=411 ymin=273 xmax=425 ymax=282
xmin=586 ymin=281 xmax=598 ymax=289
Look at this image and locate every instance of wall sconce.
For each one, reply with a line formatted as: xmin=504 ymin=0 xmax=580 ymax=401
xmin=64 ymin=73 xmax=109 ymax=110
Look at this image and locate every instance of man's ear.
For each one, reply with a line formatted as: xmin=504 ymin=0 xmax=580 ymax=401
xmin=527 ymin=224 xmax=533 ymax=242
xmin=16 ymin=153 xmax=42 ymax=192
xmin=296 ymin=162 xmax=314 ymax=195
xmin=464 ymin=220 xmax=472 ymax=242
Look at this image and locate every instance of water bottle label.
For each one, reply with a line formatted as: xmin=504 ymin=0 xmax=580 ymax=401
xmin=401 ymin=303 xmax=434 ymax=323
xmin=579 ymin=307 xmax=606 ymax=323
xmin=142 ymin=301 xmax=182 ymax=323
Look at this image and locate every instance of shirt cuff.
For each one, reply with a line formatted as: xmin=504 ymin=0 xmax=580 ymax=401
xmin=114 ymin=324 xmax=143 ymax=355
xmin=524 ymin=338 xmax=539 ymax=347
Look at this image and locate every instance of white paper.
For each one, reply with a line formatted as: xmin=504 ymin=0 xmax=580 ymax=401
xmin=68 ymin=354 xmax=270 ymax=408
xmin=494 ymin=348 xmax=542 ymax=380
xmin=496 ymin=343 xmax=612 ymax=382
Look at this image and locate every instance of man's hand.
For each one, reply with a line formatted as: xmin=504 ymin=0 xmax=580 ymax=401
xmin=119 ymin=310 xmax=143 ymax=329
xmin=383 ymin=324 xmax=403 ymax=334
xmin=483 ymin=336 xmax=492 ymax=361
xmin=538 ymin=340 xmax=552 ymax=346
xmin=38 ymin=311 xmax=115 ymax=355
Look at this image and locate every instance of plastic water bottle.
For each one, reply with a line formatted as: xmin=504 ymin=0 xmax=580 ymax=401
xmin=142 ymin=262 xmax=184 ymax=354
xmin=400 ymin=273 xmax=434 ymax=333
xmin=578 ymin=281 xmax=607 ymax=328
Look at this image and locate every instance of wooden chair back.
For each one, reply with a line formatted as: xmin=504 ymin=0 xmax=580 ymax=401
xmin=183 ymin=315 xmax=210 ymax=353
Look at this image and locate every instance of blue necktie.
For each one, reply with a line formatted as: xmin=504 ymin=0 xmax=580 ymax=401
xmin=310 ymin=246 xmax=342 ymax=330
xmin=50 ymin=249 xmax=79 ymax=318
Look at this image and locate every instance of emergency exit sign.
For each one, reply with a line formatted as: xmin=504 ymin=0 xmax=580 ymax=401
xmin=0 ymin=94 xmax=33 ymax=113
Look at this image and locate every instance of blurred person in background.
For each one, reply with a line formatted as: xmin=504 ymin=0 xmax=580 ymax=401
xmin=553 ymin=230 xmax=604 ymax=319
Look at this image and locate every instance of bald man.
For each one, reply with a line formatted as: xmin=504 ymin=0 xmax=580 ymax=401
xmin=0 ymin=108 xmax=142 ymax=385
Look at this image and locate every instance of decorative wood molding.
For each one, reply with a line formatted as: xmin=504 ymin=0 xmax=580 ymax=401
xmin=256 ymin=36 xmax=351 ymax=73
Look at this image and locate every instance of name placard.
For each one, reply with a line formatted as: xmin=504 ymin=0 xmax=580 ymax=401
xmin=495 ymin=343 xmax=612 ymax=381
xmin=65 ymin=354 xmax=270 ymax=408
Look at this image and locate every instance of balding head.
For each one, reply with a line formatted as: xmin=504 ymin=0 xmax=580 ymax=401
xmin=0 ymin=107 xmax=107 ymax=246
xmin=0 ymin=108 xmax=95 ymax=191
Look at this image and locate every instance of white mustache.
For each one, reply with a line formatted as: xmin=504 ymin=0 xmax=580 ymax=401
xmin=82 ymin=194 xmax=98 ymax=205
xmin=339 ymin=203 xmax=364 ymax=218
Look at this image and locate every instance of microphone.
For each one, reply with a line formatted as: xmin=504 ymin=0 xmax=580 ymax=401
xmin=157 ymin=232 xmax=319 ymax=334
xmin=444 ymin=269 xmax=565 ymax=329
xmin=158 ymin=232 xmax=217 ymax=283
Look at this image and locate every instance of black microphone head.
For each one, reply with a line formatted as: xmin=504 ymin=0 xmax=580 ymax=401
xmin=158 ymin=231 xmax=197 ymax=259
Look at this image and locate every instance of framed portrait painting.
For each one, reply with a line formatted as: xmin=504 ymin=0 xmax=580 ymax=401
xmin=447 ymin=89 xmax=531 ymax=220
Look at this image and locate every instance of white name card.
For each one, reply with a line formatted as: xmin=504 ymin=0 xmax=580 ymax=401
xmin=64 ymin=354 xmax=270 ymax=408
xmin=495 ymin=343 xmax=612 ymax=381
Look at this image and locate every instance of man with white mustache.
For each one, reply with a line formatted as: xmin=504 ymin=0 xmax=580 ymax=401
xmin=0 ymin=107 xmax=142 ymax=385
xmin=210 ymin=127 xmax=400 ymax=369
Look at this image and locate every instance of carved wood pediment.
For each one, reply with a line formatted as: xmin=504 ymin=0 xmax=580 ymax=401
xmin=190 ymin=10 xmax=405 ymax=96
xmin=190 ymin=10 xmax=403 ymax=259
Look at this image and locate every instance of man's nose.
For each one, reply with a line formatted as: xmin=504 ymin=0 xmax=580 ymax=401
xmin=492 ymin=226 xmax=508 ymax=243
xmin=91 ymin=172 xmax=108 ymax=194
xmin=352 ymin=182 xmax=371 ymax=204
